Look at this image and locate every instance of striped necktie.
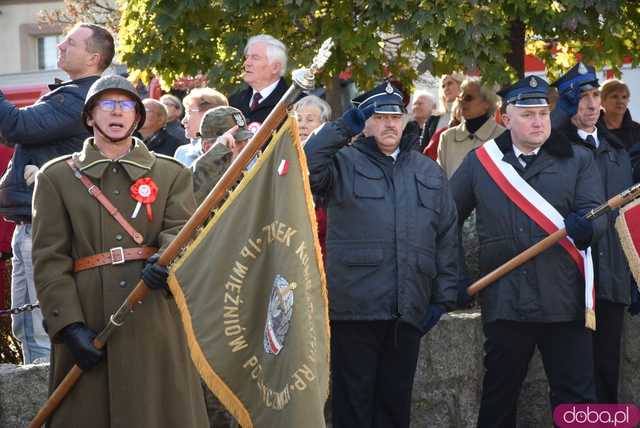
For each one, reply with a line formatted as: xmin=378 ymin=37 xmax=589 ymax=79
xmin=250 ymin=92 xmax=262 ymax=111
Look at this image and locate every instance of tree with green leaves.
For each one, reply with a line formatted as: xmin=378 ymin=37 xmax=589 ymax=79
xmin=47 ymin=1 xmax=640 ymax=105
xmin=40 ymin=0 xmax=120 ymax=32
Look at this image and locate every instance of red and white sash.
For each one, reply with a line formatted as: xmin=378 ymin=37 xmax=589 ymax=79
xmin=475 ymin=140 xmax=596 ymax=331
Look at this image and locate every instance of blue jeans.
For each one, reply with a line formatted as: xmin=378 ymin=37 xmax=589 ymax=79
xmin=11 ymin=224 xmax=50 ymax=363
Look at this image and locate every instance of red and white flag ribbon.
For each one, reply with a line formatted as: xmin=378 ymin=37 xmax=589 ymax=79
xmin=615 ymin=198 xmax=640 ymax=288
xmin=277 ymin=159 xmax=289 ymax=176
xmin=476 ymin=140 xmax=596 ymax=330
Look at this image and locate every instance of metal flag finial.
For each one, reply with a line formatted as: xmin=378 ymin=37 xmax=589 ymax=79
xmin=309 ymin=38 xmax=334 ymax=75
xmin=292 ymin=38 xmax=335 ymax=91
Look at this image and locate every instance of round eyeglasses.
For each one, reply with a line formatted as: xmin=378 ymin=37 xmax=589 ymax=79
xmin=97 ymin=100 xmax=137 ymax=112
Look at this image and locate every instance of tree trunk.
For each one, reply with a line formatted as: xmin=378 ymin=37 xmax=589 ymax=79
xmin=325 ymin=75 xmax=344 ymax=118
xmin=324 ymin=74 xmax=357 ymax=119
xmin=507 ymin=19 xmax=525 ymax=78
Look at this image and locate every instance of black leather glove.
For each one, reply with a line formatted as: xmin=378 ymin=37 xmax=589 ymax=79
xmin=564 ymin=209 xmax=593 ymax=250
xmin=457 ymin=277 xmax=474 ymax=309
xmin=340 ymin=103 xmax=376 ymax=135
xmin=60 ymin=322 xmax=104 ymax=371
xmin=419 ymin=304 xmax=446 ymax=335
xmin=141 ymin=253 xmax=169 ymax=292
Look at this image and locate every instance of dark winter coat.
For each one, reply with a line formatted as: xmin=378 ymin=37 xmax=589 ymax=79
xmin=304 ymin=119 xmax=459 ymax=330
xmin=0 ymin=76 xmax=98 ymax=220
xmin=450 ymin=131 xmax=607 ymax=324
xmin=556 ymin=121 xmax=633 ymax=304
xmin=598 ymin=109 xmax=640 ymax=151
xmin=144 ymin=127 xmax=183 ymax=157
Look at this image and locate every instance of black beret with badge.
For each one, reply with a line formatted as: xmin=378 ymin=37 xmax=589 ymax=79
xmin=497 ymin=75 xmax=550 ymax=107
xmin=351 ymin=81 xmax=406 ymax=114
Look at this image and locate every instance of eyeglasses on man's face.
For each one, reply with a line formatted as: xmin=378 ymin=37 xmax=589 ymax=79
xmin=97 ymin=99 xmax=138 ymax=112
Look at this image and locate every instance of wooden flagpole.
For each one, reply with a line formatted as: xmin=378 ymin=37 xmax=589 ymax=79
xmin=28 ymin=39 xmax=334 ymax=428
xmin=466 ymin=182 xmax=640 ymax=296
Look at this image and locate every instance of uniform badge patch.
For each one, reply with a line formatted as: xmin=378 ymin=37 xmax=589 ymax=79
xmin=264 ymin=274 xmax=296 ymax=355
xmin=529 ymin=76 xmax=538 ymax=88
xmin=578 ymin=63 xmax=588 ymax=74
xmin=385 ymin=82 xmax=395 ymax=94
xmin=233 ymin=113 xmax=246 ymax=127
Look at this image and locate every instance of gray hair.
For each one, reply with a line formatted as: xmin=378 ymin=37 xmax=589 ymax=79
xmin=245 ymin=34 xmax=288 ymax=77
xmin=293 ymin=95 xmax=332 ymax=122
xmin=461 ymin=77 xmax=499 ymax=115
xmin=160 ymin=94 xmax=183 ymax=115
xmin=412 ymin=91 xmax=436 ymax=105
xmin=411 ymin=91 xmax=436 ymax=113
xmin=143 ymin=98 xmax=168 ymax=126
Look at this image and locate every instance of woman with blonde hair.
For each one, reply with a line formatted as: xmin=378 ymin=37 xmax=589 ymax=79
xmin=436 ymin=72 xmax=465 ymax=130
xmin=599 ymin=79 xmax=640 ymax=150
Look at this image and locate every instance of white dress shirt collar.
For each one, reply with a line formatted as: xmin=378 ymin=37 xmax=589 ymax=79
xmin=251 ymin=79 xmax=280 ymax=105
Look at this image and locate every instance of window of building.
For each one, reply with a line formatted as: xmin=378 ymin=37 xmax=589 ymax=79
xmin=37 ymin=35 xmax=63 ymax=70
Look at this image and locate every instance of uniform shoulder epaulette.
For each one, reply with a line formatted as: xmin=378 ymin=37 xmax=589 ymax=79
xmin=154 ymin=153 xmax=186 ymax=168
xmin=39 ymin=153 xmax=74 ymax=173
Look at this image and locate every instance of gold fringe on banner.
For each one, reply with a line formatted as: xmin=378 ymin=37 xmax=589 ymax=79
xmin=615 ymin=198 xmax=640 ymax=287
xmin=289 ymin=117 xmax=332 ymax=394
xmin=585 ymin=308 xmax=596 ymax=331
xmin=167 ymin=116 xmax=330 ymax=428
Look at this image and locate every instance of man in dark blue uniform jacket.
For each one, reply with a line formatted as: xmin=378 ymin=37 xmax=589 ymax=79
xmin=552 ymin=62 xmax=638 ymax=404
xmin=304 ymin=81 xmax=459 ymax=428
xmin=451 ymin=76 xmax=606 ymax=427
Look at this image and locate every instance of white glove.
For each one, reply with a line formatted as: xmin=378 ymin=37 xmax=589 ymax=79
xmin=24 ymin=165 xmax=39 ymax=186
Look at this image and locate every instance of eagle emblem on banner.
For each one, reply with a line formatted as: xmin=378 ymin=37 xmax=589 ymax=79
xmin=264 ymin=274 xmax=296 ymax=355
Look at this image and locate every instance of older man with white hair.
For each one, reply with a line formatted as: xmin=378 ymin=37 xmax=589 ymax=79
xmin=229 ymin=34 xmax=289 ymax=126
xmin=409 ymin=91 xmax=438 ymax=151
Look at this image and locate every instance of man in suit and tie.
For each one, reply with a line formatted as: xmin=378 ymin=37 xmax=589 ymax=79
xmin=228 ymin=34 xmax=289 ymax=126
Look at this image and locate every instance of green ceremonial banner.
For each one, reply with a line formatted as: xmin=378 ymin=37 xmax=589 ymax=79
xmin=168 ymin=116 xmax=330 ymax=428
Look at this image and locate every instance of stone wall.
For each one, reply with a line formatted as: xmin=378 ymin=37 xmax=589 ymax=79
xmin=1 ymin=311 xmax=639 ymax=428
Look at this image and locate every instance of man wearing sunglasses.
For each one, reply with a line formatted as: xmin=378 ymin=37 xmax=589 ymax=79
xmin=0 ymin=23 xmax=114 ymax=364
xmin=30 ymin=75 xmax=209 ymax=428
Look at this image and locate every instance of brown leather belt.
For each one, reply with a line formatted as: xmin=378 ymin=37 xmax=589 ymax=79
xmin=74 ymin=246 xmax=158 ymax=272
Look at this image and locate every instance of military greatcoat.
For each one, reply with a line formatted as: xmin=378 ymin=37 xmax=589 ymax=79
xmin=32 ymin=138 xmax=209 ymax=428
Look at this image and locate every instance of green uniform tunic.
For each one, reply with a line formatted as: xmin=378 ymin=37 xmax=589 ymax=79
xmin=32 ymin=138 xmax=209 ymax=428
